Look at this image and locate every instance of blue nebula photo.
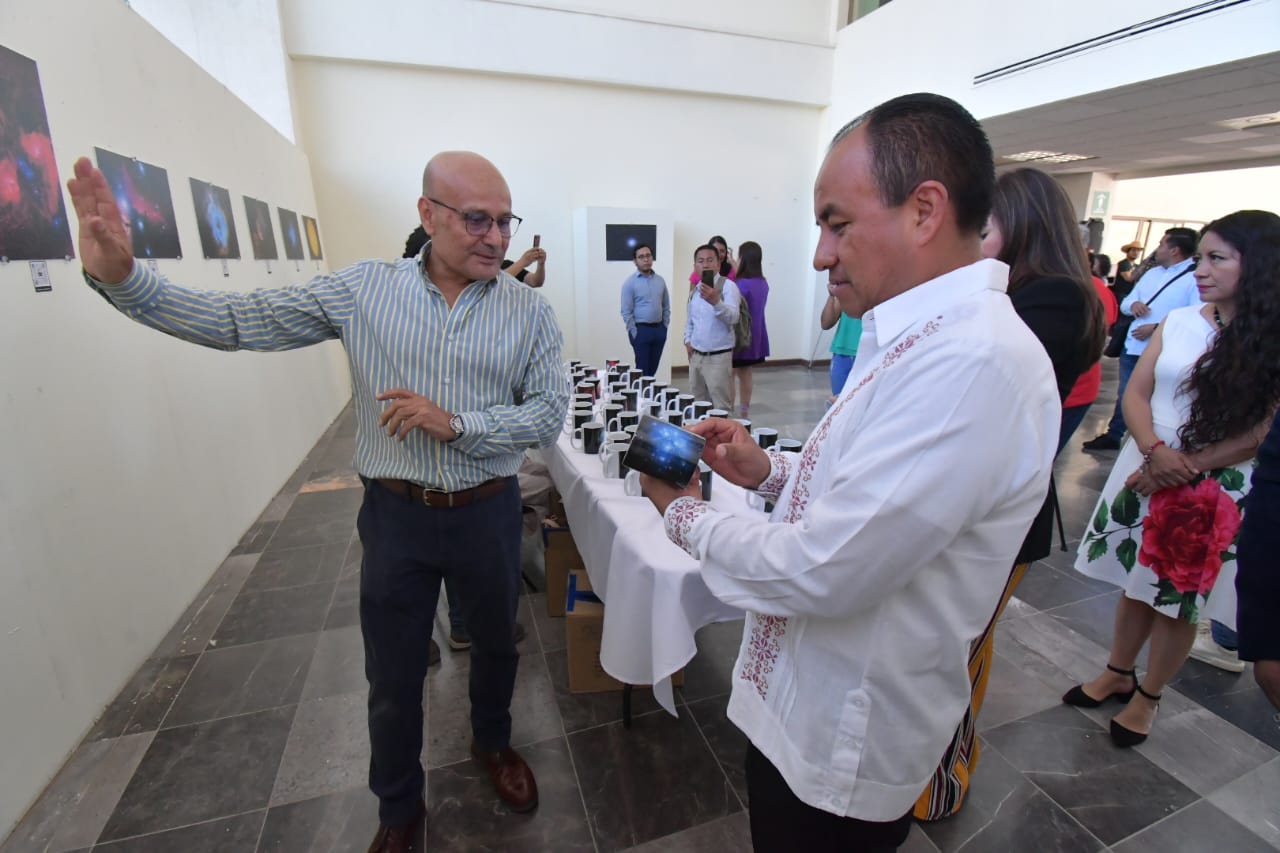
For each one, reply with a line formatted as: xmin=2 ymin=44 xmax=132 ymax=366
xmin=95 ymin=147 xmax=182 ymax=260
xmin=623 ymin=415 xmax=705 ymax=488
xmin=189 ymin=177 xmax=240 ymax=259
xmin=278 ymin=207 xmax=304 ymax=260
xmin=605 ymin=223 xmax=657 ymax=262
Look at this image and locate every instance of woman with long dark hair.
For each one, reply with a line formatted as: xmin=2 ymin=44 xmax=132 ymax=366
xmin=918 ymin=167 xmax=1105 ymax=821
xmin=1069 ymin=210 xmax=1280 ymax=747
xmin=687 ymin=234 xmax=737 ymax=291
xmin=730 ymin=241 xmax=770 ymax=417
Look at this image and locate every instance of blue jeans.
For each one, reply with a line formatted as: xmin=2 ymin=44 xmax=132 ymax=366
xmin=1212 ymin=620 xmax=1239 ymax=651
xmin=1059 ymin=403 xmax=1091 ymax=455
xmin=830 ymin=354 xmax=855 ymax=396
xmin=1106 ymin=353 xmax=1140 ymax=439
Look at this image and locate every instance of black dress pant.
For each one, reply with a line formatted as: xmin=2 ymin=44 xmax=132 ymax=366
xmin=745 ymin=744 xmax=913 ymax=853
xmin=358 ymin=477 xmax=523 ymax=826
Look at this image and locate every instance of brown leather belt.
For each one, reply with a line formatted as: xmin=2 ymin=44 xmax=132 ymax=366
xmin=375 ymin=476 xmax=510 ymax=508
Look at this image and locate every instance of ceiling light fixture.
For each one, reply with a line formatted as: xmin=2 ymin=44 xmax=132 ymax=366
xmin=1215 ymin=111 xmax=1280 ymax=131
xmin=1001 ymin=151 xmax=1097 ymax=164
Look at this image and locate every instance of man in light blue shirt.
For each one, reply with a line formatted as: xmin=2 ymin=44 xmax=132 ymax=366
xmin=685 ymin=243 xmax=741 ymax=409
xmin=1084 ymin=227 xmax=1200 ymax=451
xmin=67 ymin=150 xmax=566 ymax=850
xmin=620 ymin=243 xmax=669 ymax=376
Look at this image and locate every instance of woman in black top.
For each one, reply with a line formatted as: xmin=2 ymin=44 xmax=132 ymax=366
xmin=916 ymin=167 xmax=1106 ymax=822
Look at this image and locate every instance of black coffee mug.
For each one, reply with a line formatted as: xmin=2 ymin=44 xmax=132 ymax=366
xmin=578 ymin=422 xmax=604 ymax=454
xmin=666 ymin=411 xmax=685 ymax=427
xmin=623 ymin=389 xmax=639 ymax=412
xmin=753 ymin=428 xmax=778 ymax=449
xmin=699 ymin=462 xmax=713 ymax=501
xmin=778 ymin=439 xmax=803 ymax=453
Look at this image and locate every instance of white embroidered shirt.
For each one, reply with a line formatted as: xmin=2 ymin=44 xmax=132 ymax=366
xmin=664 ymin=259 xmax=1060 ymax=820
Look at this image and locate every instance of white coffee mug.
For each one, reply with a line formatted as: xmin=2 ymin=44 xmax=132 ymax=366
xmin=601 ymin=442 xmax=629 ymax=478
xmin=623 ymin=468 xmax=644 ymax=497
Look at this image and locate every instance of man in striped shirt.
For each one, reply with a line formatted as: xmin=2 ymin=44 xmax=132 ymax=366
xmin=67 ymin=150 xmax=568 ymax=852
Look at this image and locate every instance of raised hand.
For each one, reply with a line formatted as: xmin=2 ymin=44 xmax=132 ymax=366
xmin=66 ymin=157 xmax=134 ymax=285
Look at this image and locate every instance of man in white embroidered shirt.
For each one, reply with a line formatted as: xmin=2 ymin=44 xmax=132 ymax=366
xmin=642 ymin=93 xmax=1059 ymax=851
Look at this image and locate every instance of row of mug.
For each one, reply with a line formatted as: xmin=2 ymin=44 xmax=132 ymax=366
xmin=572 ymin=416 xmax=798 ymax=456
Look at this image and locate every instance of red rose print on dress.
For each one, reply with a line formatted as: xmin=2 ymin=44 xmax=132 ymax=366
xmin=1139 ymin=478 xmax=1241 ymax=595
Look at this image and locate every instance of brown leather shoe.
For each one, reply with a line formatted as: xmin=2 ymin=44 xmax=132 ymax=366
xmin=471 ymin=742 xmax=539 ymax=812
xmin=367 ymin=798 xmax=425 ymax=853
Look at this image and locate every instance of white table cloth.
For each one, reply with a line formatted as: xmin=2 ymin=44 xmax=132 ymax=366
xmin=541 ymin=432 xmax=749 ymax=714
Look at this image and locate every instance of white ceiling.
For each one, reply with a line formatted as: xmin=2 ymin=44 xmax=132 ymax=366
xmin=983 ymin=52 xmax=1280 ymax=179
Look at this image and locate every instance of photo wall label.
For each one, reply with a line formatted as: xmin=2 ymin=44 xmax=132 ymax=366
xmin=302 ymin=215 xmax=322 ymax=260
xmin=189 ymin=178 xmax=240 ymax=260
xmin=94 ymin=147 xmax=182 ymax=259
xmin=278 ymin=207 xmax=304 ymax=260
xmin=0 ymin=44 xmax=74 ymax=261
xmin=605 ymin=224 xmax=657 ymax=262
xmin=243 ymin=196 xmax=278 ymax=260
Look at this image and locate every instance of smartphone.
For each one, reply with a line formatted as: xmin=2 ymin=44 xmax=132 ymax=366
xmin=533 ymin=234 xmax=541 ymax=248
xmin=700 ymin=269 xmax=715 ymax=287
xmin=623 ymin=414 xmax=706 ymax=488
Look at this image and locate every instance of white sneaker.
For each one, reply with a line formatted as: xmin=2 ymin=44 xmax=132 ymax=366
xmin=1188 ymin=634 xmax=1246 ymax=673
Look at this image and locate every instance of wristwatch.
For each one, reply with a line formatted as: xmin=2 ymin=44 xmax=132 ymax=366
xmin=448 ymin=413 xmax=464 ymax=441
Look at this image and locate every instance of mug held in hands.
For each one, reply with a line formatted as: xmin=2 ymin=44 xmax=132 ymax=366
xmin=622 ymin=415 xmax=706 ymax=489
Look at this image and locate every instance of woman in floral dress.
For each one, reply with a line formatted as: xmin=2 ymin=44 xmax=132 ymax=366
xmin=1069 ymin=210 xmax=1280 ymax=746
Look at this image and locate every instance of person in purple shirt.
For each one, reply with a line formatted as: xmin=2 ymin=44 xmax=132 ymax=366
xmin=731 ymin=241 xmax=770 ymax=417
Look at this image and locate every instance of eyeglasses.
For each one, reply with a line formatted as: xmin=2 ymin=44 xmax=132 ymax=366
xmin=427 ymin=198 xmax=522 ymax=237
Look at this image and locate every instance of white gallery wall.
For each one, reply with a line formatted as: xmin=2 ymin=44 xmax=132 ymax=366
xmin=0 ymin=0 xmax=349 ymax=836
xmin=1111 ymin=164 xmax=1280 ymax=224
xmin=289 ymin=59 xmax=827 ymax=367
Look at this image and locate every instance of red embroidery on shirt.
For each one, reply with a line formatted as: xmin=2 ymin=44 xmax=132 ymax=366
xmin=756 ymin=451 xmax=794 ymax=499
xmin=742 ymin=613 xmax=789 ymax=700
xmin=784 ymin=321 xmax=942 ymax=524
xmin=665 ymin=497 xmax=711 ymax=553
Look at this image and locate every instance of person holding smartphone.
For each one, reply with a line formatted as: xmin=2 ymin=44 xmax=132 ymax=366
xmin=684 ymin=244 xmax=741 ymax=410
xmin=501 ymin=233 xmax=546 ymax=287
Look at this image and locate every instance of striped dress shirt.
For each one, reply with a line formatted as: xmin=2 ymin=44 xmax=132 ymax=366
xmin=85 ymin=247 xmax=569 ymax=491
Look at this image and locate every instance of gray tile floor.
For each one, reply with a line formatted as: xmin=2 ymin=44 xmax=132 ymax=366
xmin=4 ymin=363 xmax=1278 ymax=852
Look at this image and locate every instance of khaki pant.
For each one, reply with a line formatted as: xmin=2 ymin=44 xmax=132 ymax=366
xmin=689 ymin=350 xmax=733 ymax=410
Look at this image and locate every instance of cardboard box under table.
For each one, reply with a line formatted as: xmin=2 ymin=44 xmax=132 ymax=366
xmin=566 ymin=570 xmax=683 ymax=695
xmin=543 ymin=525 xmax=584 ymax=618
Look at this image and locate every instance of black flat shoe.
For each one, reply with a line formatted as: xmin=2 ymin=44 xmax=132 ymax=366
xmin=1083 ymin=434 xmax=1122 ymax=451
xmin=1109 ymin=684 xmax=1161 ymax=748
xmin=1063 ymin=664 xmax=1137 ymax=708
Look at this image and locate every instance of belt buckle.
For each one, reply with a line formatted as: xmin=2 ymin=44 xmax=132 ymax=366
xmin=422 ymin=488 xmax=455 ymax=509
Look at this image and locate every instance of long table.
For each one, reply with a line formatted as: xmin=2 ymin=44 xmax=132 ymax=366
xmin=541 ymin=432 xmax=750 ymax=715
